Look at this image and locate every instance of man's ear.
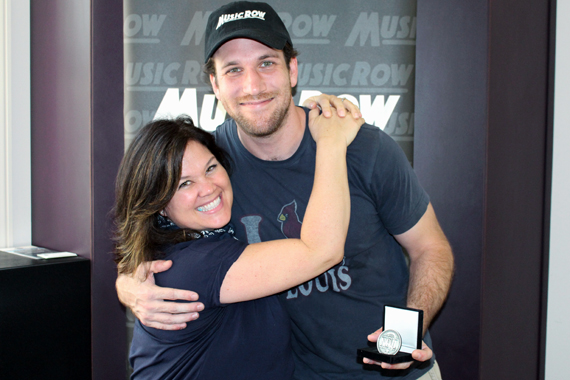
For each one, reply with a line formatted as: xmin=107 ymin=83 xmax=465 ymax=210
xmin=210 ymin=74 xmax=220 ymax=99
xmin=289 ymin=57 xmax=298 ymax=88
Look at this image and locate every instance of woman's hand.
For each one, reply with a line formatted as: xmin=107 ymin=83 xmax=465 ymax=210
xmin=308 ymin=107 xmax=364 ymax=147
xmin=302 ymin=93 xmax=362 ymax=120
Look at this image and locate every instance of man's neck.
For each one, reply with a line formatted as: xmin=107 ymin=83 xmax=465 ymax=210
xmin=236 ymin=104 xmax=306 ymax=161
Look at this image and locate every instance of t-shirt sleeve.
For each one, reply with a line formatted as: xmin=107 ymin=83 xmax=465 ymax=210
xmin=156 ymin=238 xmax=248 ymax=308
xmin=369 ymin=130 xmax=430 ymax=235
xmin=142 ymin=238 xmax=248 ymax=343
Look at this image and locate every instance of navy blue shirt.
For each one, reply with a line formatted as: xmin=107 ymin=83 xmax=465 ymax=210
xmin=130 ymin=231 xmax=294 ymax=379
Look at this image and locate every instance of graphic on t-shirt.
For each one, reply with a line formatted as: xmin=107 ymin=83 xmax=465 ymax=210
xmin=285 ymin=257 xmax=352 ymax=299
xmin=240 ymin=215 xmax=263 ymax=244
xmin=277 ymin=200 xmax=302 ymax=239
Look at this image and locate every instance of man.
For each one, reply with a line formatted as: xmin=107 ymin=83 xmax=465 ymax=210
xmin=116 ymin=2 xmax=454 ymax=379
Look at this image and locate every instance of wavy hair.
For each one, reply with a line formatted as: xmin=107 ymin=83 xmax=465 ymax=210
xmin=113 ymin=116 xmax=232 ymax=274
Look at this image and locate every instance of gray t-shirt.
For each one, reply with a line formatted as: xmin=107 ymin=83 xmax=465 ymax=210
xmin=214 ymin=107 xmax=434 ymax=379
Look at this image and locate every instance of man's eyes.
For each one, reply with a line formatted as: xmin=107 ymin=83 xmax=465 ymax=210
xmin=225 ymin=61 xmax=275 ymax=74
xmin=226 ymin=67 xmax=242 ymax=74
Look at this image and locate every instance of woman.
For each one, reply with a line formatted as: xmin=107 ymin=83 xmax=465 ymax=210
xmin=114 ymin=110 xmax=361 ymax=379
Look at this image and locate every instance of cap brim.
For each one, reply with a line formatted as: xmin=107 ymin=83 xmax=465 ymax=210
xmin=205 ymin=29 xmax=288 ymax=62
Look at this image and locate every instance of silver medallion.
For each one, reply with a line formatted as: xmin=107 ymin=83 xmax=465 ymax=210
xmin=376 ymin=329 xmax=402 ymax=355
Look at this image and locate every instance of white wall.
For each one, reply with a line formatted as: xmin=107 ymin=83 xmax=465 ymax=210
xmin=545 ymin=1 xmax=570 ymax=378
xmin=0 ymin=0 xmax=31 ymax=248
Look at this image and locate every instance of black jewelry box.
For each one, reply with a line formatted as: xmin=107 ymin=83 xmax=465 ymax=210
xmin=357 ymin=305 xmax=423 ymax=364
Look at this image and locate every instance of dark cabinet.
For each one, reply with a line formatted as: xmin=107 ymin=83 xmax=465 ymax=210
xmin=0 ymin=251 xmax=91 ymax=379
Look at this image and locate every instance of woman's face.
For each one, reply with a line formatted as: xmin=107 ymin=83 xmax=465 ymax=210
xmin=163 ymin=140 xmax=233 ymax=231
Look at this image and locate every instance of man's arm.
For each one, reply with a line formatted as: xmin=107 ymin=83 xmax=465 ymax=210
xmin=363 ymin=203 xmax=453 ymax=370
xmin=395 ymin=202 xmax=454 ymax=333
xmin=116 ymin=260 xmax=204 ymax=330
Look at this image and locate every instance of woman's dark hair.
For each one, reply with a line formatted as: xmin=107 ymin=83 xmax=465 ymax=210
xmin=113 ymin=116 xmax=232 ymax=274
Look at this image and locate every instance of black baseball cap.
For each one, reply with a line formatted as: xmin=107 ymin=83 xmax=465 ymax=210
xmin=204 ymin=1 xmax=292 ymax=63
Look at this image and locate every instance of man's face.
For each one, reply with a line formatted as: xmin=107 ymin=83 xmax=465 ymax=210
xmin=209 ymin=38 xmax=298 ymax=138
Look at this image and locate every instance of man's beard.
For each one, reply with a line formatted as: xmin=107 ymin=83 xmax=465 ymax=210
xmin=223 ymin=88 xmax=292 ymax=138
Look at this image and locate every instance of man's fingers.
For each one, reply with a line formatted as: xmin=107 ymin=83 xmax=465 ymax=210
xmin=362 ymin=358 xmax=413 ymax=370
xmin=139 ymin=306 xmax=200 ymax=324
xmin=117 ymin=260 xmax=204 ymax=330
xmin=141 ymin=321 xmax=188 ymax=331
xmin=137 ymin=288 xmax=202 ymax=311
xmin=363 ymin=340 xmax=433 ymax=369
xmin=411 ymin=342 xmax=432 ymax=362
xmin=134 ymin=260 xmax=172 ymax=282
xmin=363 ymin=326 xmax=417 ymax=369
xmin=381 ymin=361 xmax=413 ymax=370
xmin=135 ymin=300 xmax=204 ymax=331
xmin=148 ymin=259 xmax=173 ymax=274
xmin=133 ymin=287 xmax=203 ymax=314
xmin=148 ymin=298 xmax=204 ymax=314
xmin=367 ymin=327 xmax=384 ymax=342
xmin=138 ymin=309 xmax=199 ymax=331
xmin=155 ymin=287 xmax=200 ymax=302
